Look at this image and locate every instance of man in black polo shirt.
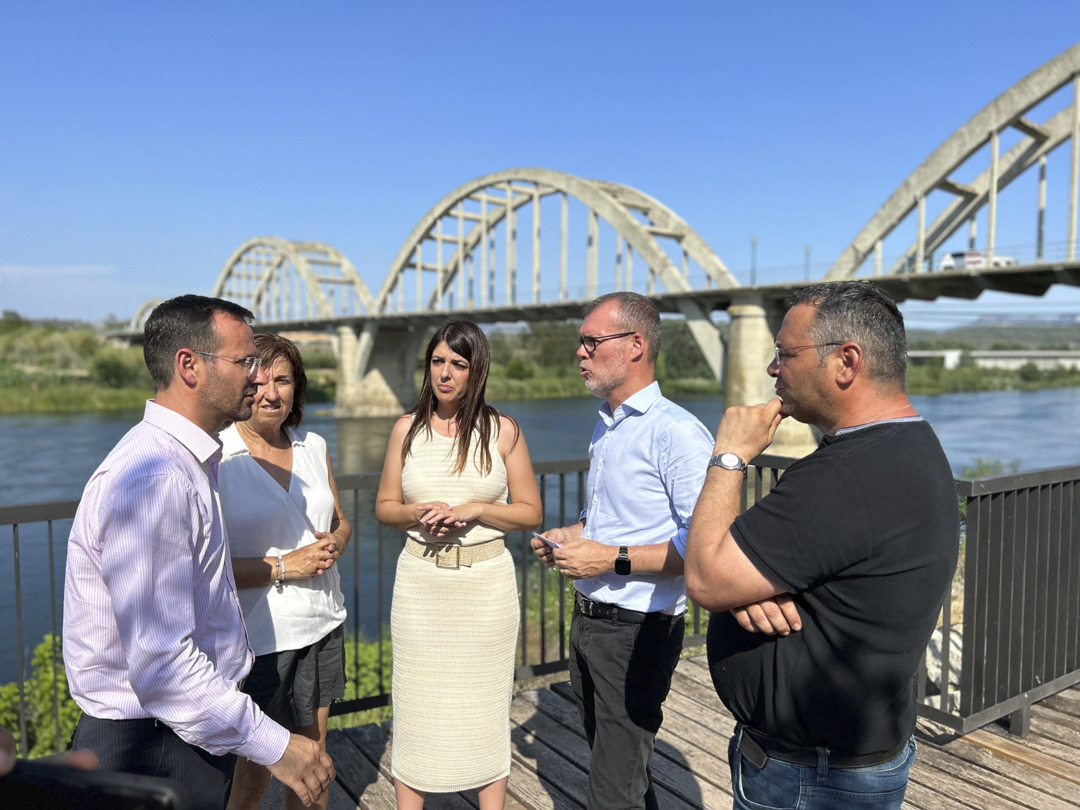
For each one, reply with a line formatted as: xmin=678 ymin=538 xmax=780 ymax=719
xmin=686 ymin=281 xmax=959 ymax=809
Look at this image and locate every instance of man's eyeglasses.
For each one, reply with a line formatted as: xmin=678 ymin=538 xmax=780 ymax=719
xmin=772 ymin=342 xmax=844 ymax=365
xmin=578 ymin=332 xmax=636 ymax=353
xmin=194 ymin=351 xmax=263 ymax=379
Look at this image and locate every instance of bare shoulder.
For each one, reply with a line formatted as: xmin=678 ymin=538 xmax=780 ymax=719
xmin=498 ymin=413 xmax=524 ymax=455
xmin=391 ymin=413 xmax=415 ymax=435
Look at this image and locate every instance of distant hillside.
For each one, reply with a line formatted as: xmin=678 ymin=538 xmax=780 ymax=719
xmin=908 ymin=323 xmax=1080 ymax=350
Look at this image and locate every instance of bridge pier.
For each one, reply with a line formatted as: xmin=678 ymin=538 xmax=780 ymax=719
xmin=726 ymin=295 xmax=817 ymax=458
xmin=334 ymin=323 xmax=423 ymax=418
xmin=675 ymin=298 xmax=724 ymax=382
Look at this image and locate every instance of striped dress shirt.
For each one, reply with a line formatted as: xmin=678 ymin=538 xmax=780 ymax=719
xmin=63 ymin=400 xmax=290 ymax=766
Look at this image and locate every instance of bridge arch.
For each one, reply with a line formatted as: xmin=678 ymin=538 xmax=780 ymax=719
xmin=128 ymin=297 xmax=164 ymax=331
xmin=212 ymin=237 xmax=375 ymax=322
xmin=372 ymin=167 xmax=740 ymax=313
xmin=828 ymin=42 xmax=1080 ymax=279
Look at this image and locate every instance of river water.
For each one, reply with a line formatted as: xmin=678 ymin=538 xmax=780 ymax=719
xmin=2 ymin=386 xmax=1079 ymax=681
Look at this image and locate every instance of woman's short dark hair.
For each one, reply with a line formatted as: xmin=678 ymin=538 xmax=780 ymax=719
xmin=253 ymin=333 xmax=308 ymax=429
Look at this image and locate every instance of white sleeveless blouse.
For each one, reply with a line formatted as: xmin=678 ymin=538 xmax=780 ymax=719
xmin=218 ymin=424 xmax=346 ymax=656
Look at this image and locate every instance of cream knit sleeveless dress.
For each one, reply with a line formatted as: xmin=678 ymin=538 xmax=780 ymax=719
xmin=390 ymin=425 xmax=519 ymax=792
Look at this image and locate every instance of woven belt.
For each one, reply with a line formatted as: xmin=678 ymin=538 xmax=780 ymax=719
xmin=575 ymin=592 xmax=671 ymax=625
xmin=404 ymin=537 xmax=505 ymax=569
xmin=738 ymin=725 xmax=907 ymax=770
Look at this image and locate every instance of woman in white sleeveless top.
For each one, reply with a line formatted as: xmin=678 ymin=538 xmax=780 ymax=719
xmin=219 ymin=334 xmax=350 ymax=810
xmin=376 ymin=321 xmax=542 ymax=810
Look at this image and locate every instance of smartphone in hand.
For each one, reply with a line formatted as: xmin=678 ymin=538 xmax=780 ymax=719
xmin=533 ymin=531 xmax=561 ymax=548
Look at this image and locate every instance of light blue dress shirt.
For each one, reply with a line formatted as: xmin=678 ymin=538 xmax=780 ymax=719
xmin=576 ymin=381 xmax=713 ymax=615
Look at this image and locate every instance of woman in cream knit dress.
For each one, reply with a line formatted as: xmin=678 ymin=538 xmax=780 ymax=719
xmin=375 ymin=321 xmax=542 ymax=810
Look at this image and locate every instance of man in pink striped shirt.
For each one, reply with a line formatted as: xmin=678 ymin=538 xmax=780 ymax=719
xmin=63 ymin=295 xmax=335 ymax=809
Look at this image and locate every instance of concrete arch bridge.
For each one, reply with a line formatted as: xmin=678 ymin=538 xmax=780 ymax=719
xmin=129 ymin=43 xmax=1080 ymax=456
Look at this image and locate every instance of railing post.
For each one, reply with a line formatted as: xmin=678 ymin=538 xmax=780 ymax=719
xmin=1007 ymin=705 xmax=1031 ymax=737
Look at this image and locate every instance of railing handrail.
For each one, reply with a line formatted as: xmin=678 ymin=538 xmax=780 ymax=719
xmin=5 ymin=458 xmax=1080 ymax=750
xmin=954 ymin=462 xmax=1080 ymax=495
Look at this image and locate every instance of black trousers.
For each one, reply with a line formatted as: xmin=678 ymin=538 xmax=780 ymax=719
xmin=568 ymin=603 xmax=684 ymax=810
xmin=71 ymin=714 xmax=235 ymax=810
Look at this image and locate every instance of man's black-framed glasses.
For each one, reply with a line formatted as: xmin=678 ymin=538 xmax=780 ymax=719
xmin=578 ymin=332 xmax=636 ymax=353
xmin=772 ymin=342 xmax=844 ymax=365
xmin=194 ymin=351 xmax=263 ymax=379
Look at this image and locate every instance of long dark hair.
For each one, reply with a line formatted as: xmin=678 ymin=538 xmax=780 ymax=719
xmin=402 ymin=321 xmax=512 ymax=476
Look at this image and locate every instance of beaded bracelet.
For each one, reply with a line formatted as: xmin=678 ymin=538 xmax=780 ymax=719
xmin=274 ymin=555 xmax=286 ymax=593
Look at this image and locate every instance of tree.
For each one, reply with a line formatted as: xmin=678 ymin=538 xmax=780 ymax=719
xmin=0 ymin=310 xmax=26 ymax=335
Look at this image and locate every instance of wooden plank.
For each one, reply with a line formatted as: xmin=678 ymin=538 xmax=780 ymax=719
xmin=673 ymin=657 xmax=715 ymax=688
xmin=1032 ymin=701 xmax=1080 ymax=744
xmin=511 ymin=690 xmax=593 ymax=767
xmin=976 ymin=720 xmax=1080 ymax=771
xmin=342 ymin=725 xmax=475 ymax=810
xmin=964 ymin=729 xmax=1080 ymax=788
xmin=902 ymin=778 xmax=978 ymax=809
xmin=916 ymin=722 xmax=1080 ymax=807
xmin=907 ymin=762 xmax=1018 ymax=809
xmin=651 ymin=705 xmax=732 ymax=791
xmin=1040 ymin=686 xmax=1080 ymax=719
xmin=329 ymin=670 xmax=1080 ymax=810
xmin=913 ymin=738 xmax=1078 ymax=810
xmin=517 ymin=685 xmax=708 ymax=810
xmin=255 ymin=775 xmax=356 ymax=810
xmin=519 ymin=683 xmax=585 ymax=736
xmin=327 ymin=728 xmax=398 ymax=810
xmin=508 ymin=723 xmax=589 ymax=810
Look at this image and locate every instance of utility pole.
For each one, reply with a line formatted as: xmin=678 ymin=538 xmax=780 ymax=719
xmin=750 ymin=234 xmax=757 ymax=287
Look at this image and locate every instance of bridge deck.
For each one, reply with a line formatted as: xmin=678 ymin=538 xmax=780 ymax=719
xmin=270 ymin=654 xmax=1080 ymax=809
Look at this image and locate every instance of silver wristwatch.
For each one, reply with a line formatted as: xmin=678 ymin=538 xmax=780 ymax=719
xmin=708 ymin=452 xmax=747 ymax=473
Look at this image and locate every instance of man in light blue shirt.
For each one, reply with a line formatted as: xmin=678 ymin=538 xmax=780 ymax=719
xmin=532 ymin=292 xmax=713 ymax=810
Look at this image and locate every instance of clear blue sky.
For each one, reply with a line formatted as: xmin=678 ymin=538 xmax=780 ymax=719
xmin=3 ymin=2 xmax=1079 ymax=329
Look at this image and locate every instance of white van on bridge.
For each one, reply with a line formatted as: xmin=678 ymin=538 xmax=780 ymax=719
xmin=938 ymin=250 xmax=1018 ymax=270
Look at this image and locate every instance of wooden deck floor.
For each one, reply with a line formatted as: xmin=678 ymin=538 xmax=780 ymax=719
xmin=276 ymin=655 xmax=1080 ymax=809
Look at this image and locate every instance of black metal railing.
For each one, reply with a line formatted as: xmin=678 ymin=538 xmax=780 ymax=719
xmin=920 ymin=464 xmax=1080 ymax=735
xmin=3 ymin=458 xmax=1078 ymax=752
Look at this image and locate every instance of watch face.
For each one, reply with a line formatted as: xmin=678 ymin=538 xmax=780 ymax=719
xmin=615 ymin=547 xmax=631 ymax=575
xmin=721 ymin=453 xmax=740 ymax=467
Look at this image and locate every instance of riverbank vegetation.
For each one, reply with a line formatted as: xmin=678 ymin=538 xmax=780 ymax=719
xmin=1 ymin=310 xmax=1078 ymax=413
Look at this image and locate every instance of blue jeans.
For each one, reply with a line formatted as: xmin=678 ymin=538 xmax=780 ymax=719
xmin=728 ymin=727 xmax=916 ymax=809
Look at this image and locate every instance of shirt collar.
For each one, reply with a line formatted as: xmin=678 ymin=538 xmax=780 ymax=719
xmin=599 ymin=381 xmax=662 ymax=425
xmin=143 ymin=400 xmax=222 ymax=466
xmin=219 ymin=423 xmax=303 ymax=459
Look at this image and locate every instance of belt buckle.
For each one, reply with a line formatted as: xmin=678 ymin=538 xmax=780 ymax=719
xmin=435 ymin=545 xmax=460 ymax=570
xmin=578 ymin=594 xmax=595 ymax=618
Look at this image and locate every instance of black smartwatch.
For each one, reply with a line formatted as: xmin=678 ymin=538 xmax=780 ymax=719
xmin=614 ymin=545 xmax=631 ymax=576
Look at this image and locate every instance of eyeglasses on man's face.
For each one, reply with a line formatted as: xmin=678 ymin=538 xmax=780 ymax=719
xmin=577 ymin=332 xmax=636 ymax=353
xmin=772 ymin=342 xmax=844 ymax=365
xmin=194 ymin=351 xmax=263 ymax=379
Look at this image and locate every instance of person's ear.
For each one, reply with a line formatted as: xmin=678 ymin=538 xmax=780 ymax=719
xmin=835 ymin=343 xmax=862 ymax=384
xmin=174 ymin=349 xmax=200 ymax=388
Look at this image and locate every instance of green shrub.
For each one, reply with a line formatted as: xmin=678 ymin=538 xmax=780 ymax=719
xmin=505 ymin=357 xmax=534 ymax=380
xmin=90 ymin=348 xmax=143 ymax=388
xmin=0 ymin=635 xmax=81 ymax=757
